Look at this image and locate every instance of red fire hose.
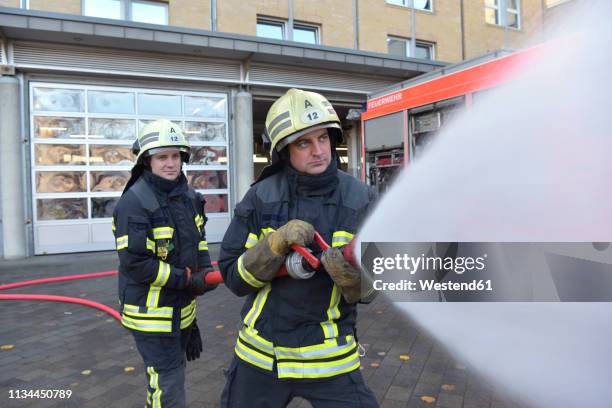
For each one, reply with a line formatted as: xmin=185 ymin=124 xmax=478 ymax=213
xmin=0 ymin=270 xmax=118 ymax=291
xmin=0 ymin=293 xmax=122 ymax=321
xmin=0 ymin=236 xmax=358 ymax=321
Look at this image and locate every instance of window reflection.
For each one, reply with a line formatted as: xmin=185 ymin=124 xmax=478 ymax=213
xmin=139 ymin=93 xmax=182 ymax=116
xmin=92 ymin=197 xmax=120 ymax=218
xmin=184 ymin=122 xmax=226 ymax=142
xmin=36 ymin=172 xmax=86 ymax=193
xmin=187 ymin=170 xmax=227 ymax=189
xmin=203 ymin=194 xmax=228 ymax=213
xmin=91 ymin=171 xmax=130 ymax=192
xmin=35 ymin=144 xmax=86 ymax=165
xmin=184 ymin=96 xmax=227 ymax=118
xmin=89 ymin=118 xmax=136 ymax=140
xmin=37 ymin=198 xmax=87 ymax=220
xmin=34 ymin=117 xmax=85 ymax=139
xmin=88 ymin=90 xmax=135 ymax=114
xmin=90 ymin=145 xmax=134 ymax=166
xmin=190 ymin=146 xmax=227 ymax=165
xmin=33 ymin=88 xmax=84 ymax=112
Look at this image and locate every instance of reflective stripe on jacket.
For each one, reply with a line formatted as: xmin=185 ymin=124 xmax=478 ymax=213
xmin=113 ymin=172 xmax=212 ymax=335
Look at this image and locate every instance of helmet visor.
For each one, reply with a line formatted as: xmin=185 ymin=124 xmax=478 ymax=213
xmin=146 ymin=146 xmax=190 ymax=157
xmin=274 ymin=122 xmax=342 ymax=152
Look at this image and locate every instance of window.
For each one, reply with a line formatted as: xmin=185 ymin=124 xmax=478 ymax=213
xmin=485 ymin=0 xmax=521 ymax=29
xmin=131 ymin=1 xmax=168 ymax=25
xmin=83 ymin=0 xmax=168 ymax=25
xmin=83 ymin=0 xmax=122 ymax=20
xmin=387 ymin=36 xmax=435 ymax=60
xmin=30 ymin=83 xmax=230 ymax=254
xmin=385 ymin=0 xmax=433 ymax=11
xmin=293 ymin=24 xmax=318 ymax=45
xmin=257 ymin=20 xmax=285 ymax=40
xmin=256 ymin=18 xmax=320 ymax=44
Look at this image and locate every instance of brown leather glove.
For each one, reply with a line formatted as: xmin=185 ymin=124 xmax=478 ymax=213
xmin=268 ymin=220 xmax=315 ymax=256
xmin=242 ymin=234 xmax=285 ymax=282
xmin=321 ymin=247 xmax=363 ymax=304
xmin=242 ymin=219 xmax=315 ymax=283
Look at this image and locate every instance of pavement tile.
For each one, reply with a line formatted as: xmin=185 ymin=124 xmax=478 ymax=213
xmin=385 ymin=384 xmax=413 ymax=402
xmin=435 ymin=392 xmax=463 ymax=408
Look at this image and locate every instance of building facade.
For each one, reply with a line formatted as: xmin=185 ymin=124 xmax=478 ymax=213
xmin=0 ymin=1 xmax=562 ymax=258
xmin=0 ymin=0 xmax=550 ymax=62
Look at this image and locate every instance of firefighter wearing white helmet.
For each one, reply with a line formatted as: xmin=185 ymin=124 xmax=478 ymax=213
xmin=219 ymin=89 xmax=378 ymax=407
xmin=113 ymin=119 xmax=217 ymax=408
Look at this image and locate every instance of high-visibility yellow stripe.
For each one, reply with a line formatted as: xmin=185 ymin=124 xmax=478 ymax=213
xmin=148 ymin=367 xmax=162 ymax=408
xmin=180 ymin=300 xmax=196 ymax=317
xmin=123 ymin=304 xmax=173 ymax=318
xmin=147 ymin=263 xmax=170 ymax=309
xmin=235 ymin=339 xmax=274 ymax=371
xmin=238 ymin=326 xmax=274 ymax=355
xmin=243 ymin=284 xmax=271 ymax=328
xmin=198 ymin=240 xmax=208 ymax=251
xmin=115 ymin=235 xmax=128 ymax=250
xmin=152 ymin=262 xmax=171 ymax=287
xmin=180 ymin=300 xmax=197 ymax=329
xmin=111 ymin=218 xmax=116 ymax=231
xmin=180 ymin=310 xmax=196 ymax=329
xmin=275 ymin=336 xmax=357 ymax=360
xmin=244 ymin=233 xmax=259 ymax=249
xmin=237 ymin=254 xmax=266 ymax=288
xmin=152 ymin=226 xmax=174 ymax=240
xmin=121 ymin=315 xmax=172 ymax=333
xmin=259 ymin=227 xmax=276 ymax=239
xmin=320 ymin=284 xmax=341 ymax=339
xmin=194 ymin=214 xmax=204 ymax=232
xmin=277 ymin=348 xmax=361 ymax=379
xmin=332 ymin=231 xmax=354 ymax=247
xmin=146 ymin=238 xmax=155 ymax=253
xmin=146 ymin=287 xmax=161 ymax=309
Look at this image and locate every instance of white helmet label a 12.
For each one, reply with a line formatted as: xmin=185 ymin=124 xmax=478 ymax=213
xmin=301 ymin=108 xmax=324 ymax=124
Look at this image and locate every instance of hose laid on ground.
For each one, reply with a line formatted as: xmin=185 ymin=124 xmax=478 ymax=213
xmin=0 ymin=270 xmax=122 ymax=321
xmin=0 ymin=262 xmax=220 ymax=322
xmin=0 ymin=270 xmax=118 ymax=291
xmin=0 ymin=293 xmax=122 ymax=321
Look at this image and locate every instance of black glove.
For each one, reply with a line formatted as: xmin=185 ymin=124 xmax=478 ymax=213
xmin=185 ymin=322 xmax=203 ymax=362
xmin=189 ymin=267 xmax=218 ymax=296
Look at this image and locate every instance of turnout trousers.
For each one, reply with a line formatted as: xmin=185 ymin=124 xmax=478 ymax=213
xmin=132 ymin=327 xmax=191 ymax=408
xmin=220 ymin=357 xmax=379 ymax=408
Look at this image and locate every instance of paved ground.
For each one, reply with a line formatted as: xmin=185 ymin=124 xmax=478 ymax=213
xmin=0 ymin=247 xmax=528 ymax=408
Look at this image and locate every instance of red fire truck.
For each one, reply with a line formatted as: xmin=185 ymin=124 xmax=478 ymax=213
xmin=360 ymin=46 xmax=542 ymax=192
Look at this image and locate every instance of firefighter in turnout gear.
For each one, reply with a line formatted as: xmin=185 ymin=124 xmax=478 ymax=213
xmin=112 ymin=119 xmax=217 ymax=407
xmin=219 ymin=89 xmax=379 ymax=407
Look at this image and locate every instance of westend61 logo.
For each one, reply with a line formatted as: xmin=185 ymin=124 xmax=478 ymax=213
xmin=371 ymin=253 xmax=487 ymax=275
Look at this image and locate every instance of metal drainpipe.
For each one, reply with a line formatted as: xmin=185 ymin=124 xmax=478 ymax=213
xmin=287 ymin=0 xmax=294 ymax=41
xmin=460 ymin=0 xmax=466 ymax=60
xmin=409 ymin=0 xmax=416 ymax=58
xmin=211 ymin=0 xmax=217 ymax=31
xmin=353 ymin=0 xmax=360 ymax=49
xmin=500 ymin=0 xmax=509 ymax=49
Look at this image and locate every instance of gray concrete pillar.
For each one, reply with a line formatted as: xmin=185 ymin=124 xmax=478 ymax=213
xmin=0 ymin=76 xmax=26 ymax=259
xmin=345 ymin=124 xmax=361 ymax=179
xmin=234 ymin=91 xmax=254 ymax=201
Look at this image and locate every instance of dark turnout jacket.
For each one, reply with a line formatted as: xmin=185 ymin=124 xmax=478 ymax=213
xmin=112 ymin=170 xmax=212 ymax=336
xmin=219 ymin=163 xmax=375 ymax=380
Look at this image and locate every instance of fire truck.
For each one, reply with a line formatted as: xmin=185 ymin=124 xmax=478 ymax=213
xmin=360 ymin=46 xmax=542 ymax=192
